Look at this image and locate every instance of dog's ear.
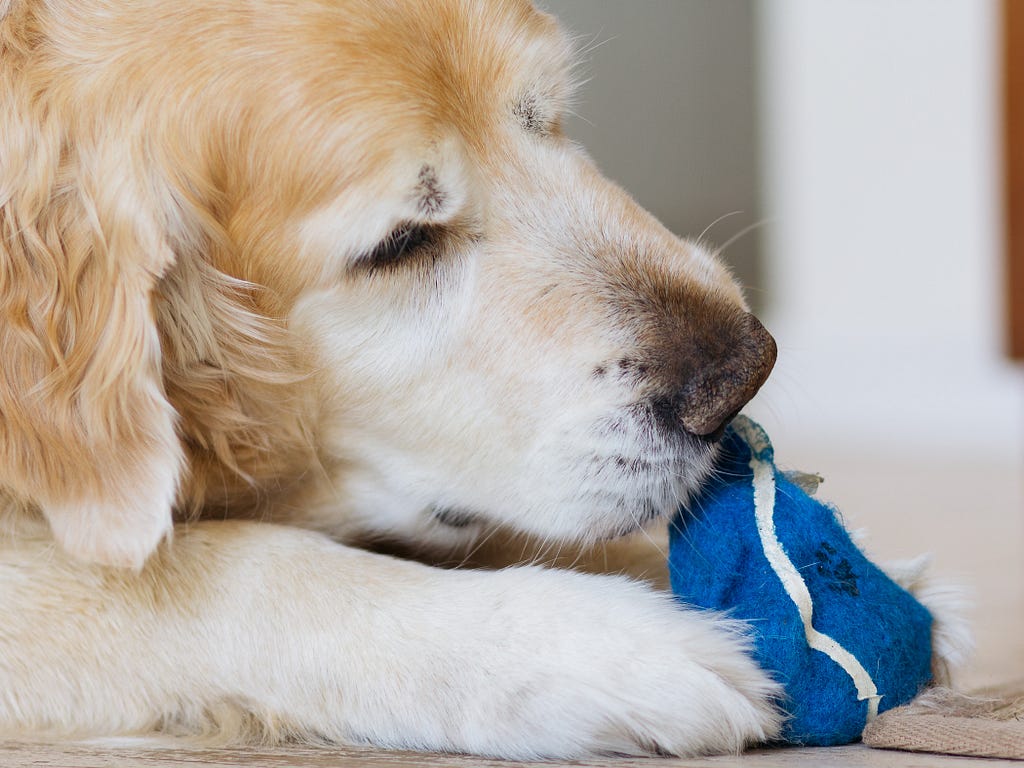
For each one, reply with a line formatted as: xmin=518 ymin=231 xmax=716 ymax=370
xmin=0 ymin=100 xmax=183 ymax=569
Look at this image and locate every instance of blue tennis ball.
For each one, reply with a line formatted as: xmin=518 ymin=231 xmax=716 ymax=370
xmin=668 ymin=417 xmax=933 ymax=746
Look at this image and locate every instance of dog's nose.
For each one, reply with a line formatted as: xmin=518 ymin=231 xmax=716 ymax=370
xmin=676 ymin=312 xmax=776 ymax=438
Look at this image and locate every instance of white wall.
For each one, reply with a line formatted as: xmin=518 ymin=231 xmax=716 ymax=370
xmin=750 ymin=0 xmax=1024 ymax=460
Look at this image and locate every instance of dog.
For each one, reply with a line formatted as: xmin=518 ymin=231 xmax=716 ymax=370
xmin=0 ymin=0 xmax=959 ymax=759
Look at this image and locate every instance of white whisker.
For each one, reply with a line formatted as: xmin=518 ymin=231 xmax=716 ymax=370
xmin=716 ymin=216 xmax=775 ymax=256
xmin=695 ymin=210 xmax=744 ymax=246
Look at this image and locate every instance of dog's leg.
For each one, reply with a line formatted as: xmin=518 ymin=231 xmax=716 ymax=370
xmin=0 ymin=519 xmax=780 ymax=758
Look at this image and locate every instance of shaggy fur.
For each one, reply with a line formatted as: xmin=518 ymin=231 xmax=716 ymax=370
xmin=0 ymin=0 xmax=936 ymax=759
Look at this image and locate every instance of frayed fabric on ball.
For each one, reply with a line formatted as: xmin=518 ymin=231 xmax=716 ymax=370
xmin=668 ymin=416 xmax=933 ymax=746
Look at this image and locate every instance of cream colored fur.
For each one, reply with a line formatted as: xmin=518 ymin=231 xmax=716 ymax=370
xmin=0 ymin=0 xmax=961 ymax=759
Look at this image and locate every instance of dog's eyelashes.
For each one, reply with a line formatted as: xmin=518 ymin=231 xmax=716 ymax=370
xmin=357 ymin=222 xmax=441 ymax=271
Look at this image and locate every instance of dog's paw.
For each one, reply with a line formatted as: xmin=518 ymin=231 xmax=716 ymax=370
xmin=403 ymin=567 xmax=783 ymax=759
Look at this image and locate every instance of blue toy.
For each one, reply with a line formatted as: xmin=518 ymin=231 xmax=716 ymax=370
xmin=668 ymin=416 xmax=933 ymax=746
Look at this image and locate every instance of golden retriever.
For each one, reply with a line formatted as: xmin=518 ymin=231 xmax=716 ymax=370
xmin=0 ymin=0 xmax=880 ymax=758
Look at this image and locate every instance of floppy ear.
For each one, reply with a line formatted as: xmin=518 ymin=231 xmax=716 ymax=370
xmin=0 ymin=103 xmax=183 ymax=569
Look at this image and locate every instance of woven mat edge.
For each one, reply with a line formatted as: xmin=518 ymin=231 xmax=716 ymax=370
xmin=864 ymin=712 xmax=1024 ymax=760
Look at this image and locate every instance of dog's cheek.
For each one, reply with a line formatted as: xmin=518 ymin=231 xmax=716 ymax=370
xmin=289 ymin=281 xmax=466 ymax=392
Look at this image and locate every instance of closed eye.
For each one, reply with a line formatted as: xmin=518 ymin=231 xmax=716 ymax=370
xmin=357 ymin=222 xmax=442 ymax=271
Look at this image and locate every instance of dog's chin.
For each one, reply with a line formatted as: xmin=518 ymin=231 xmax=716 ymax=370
xmin=336 ymin=409 xmax=721 ymax=556
xmin=352 ymin=459 xmax=711 ymax=561
xmin=424 ymin=441 xmax=718 ymax=547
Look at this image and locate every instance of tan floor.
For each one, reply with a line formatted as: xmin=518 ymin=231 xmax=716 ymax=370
xmin=1 ymin=741 xmax=1021 ymax=768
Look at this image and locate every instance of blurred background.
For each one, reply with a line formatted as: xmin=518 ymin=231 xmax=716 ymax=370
xmin=543 ymin=0 xmax=1024 ymax=689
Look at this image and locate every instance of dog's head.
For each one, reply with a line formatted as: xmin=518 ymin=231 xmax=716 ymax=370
xmin=1 ymin=0 xmax=774 ymax=562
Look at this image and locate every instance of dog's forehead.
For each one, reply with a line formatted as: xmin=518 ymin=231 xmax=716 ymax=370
xmin=30 ymin=0 xmax=572 ymax=181
xmin=297 ymin=0 xmax=574 ymax=155
xmin=249 ymin=0 xmax=577 ymax=223
xmin=213 ymin=0 xmax=577 ymax=290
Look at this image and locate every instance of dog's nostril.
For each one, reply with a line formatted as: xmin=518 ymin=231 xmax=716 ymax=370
xmin=677 ymin=312 xmax=777 ymax=438
xmin=649 ymin=396 xmax=736 ymax=443
xmin=692 ymin=407 xmax=741 ymax=444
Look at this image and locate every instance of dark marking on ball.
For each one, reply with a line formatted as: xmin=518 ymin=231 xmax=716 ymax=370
xmin=815 ymin=541 xmax=860 ymax=597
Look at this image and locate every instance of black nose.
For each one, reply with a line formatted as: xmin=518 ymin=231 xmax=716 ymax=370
xmin=676 ymin=312 xmax=776 ymax=437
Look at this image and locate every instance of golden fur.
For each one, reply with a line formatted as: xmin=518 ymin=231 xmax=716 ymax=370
xmin=0 ymin=0 xmax=921 ymax=758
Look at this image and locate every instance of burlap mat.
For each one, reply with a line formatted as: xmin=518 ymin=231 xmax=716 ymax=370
xmin=863 ymin=684 xmax=1024 ymax=759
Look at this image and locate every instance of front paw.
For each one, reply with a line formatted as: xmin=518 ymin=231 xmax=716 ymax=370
xmin=401 ymin=567 xmax=783 ymax=758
